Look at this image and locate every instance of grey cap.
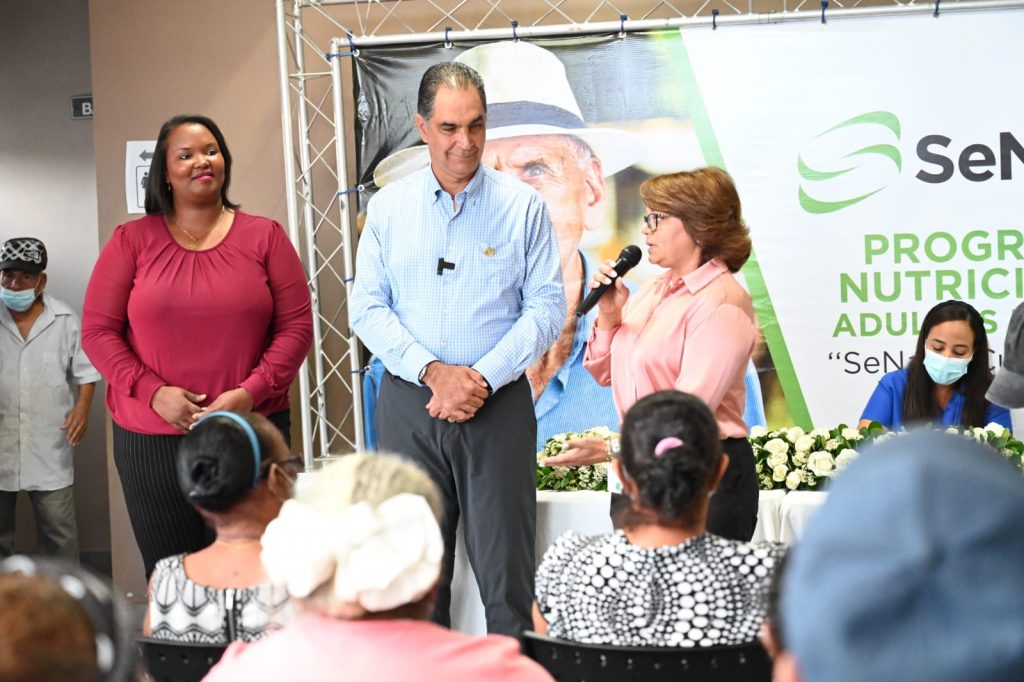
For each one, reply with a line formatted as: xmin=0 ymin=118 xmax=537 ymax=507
xmin=782 ymin=431 xmax=1024 ymax=682
xmin=987 ymin=302 xmax=1024 ymax=409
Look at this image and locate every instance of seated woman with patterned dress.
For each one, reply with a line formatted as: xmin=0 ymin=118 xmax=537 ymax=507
xmin=144 ymin=411 xmax=301 ymax=643
xmin=533 ymin=389 xmax=784 ymax=647
xmin=859 ymin=300 xmax=1011 ymax=431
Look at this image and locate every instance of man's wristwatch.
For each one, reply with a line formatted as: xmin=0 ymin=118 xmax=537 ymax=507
xmin=418 ymin=362 xmax=433 ymax=384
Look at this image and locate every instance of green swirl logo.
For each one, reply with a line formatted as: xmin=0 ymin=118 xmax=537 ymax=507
xmin=798 ymin=111 xmax=902 ymax=214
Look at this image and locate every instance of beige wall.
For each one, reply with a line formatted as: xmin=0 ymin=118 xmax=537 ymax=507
xmin=1 ymin=0 xmax=110 ymax=570
xmin=89 ymin=0 xmax=286 ymax=598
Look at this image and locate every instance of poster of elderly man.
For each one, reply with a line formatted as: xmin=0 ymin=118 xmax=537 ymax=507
xmin=355 ymin=36 xmax=780 ymax=451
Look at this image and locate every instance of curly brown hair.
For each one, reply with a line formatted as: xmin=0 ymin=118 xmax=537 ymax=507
xmin=639 ymin=167 xmax=752 ymax=273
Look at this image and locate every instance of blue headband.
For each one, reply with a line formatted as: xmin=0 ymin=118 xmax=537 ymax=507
xmin=198 ymin=411 xmax=262 ymax=488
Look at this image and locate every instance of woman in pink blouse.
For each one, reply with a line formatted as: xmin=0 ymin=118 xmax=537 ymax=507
xmin=582 ymin=167 xmax=758 ymax=541
xmin=82 ymin=115 xmax=312 ymax=577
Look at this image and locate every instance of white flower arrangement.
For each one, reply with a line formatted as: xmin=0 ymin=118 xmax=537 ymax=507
xmin=751 ymin=424 xmax=865 ymax=492
xmin=752 ymin=421 xmax=1024 ymax=492
xmin=535 ymin=427 xmax=612 ymax=492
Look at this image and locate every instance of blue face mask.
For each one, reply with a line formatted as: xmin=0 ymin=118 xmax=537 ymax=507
xmin=1 ymin=286 xmax=40 ymax=312
xmin=923 ymin=348 xmax=972 ymax=386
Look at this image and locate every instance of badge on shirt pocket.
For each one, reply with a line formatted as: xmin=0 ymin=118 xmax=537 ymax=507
xmin=474 ymin=241 xmax=521 ymax=289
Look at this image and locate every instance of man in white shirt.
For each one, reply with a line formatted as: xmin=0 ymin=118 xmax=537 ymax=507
xmin=0 ymin=237 xmax=100 ymax=560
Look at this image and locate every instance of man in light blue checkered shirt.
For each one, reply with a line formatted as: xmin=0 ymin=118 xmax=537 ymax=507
xmin=350 ymin=61 xmax=564 ymax=637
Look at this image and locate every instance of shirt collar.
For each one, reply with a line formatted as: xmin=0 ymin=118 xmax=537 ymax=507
xmin=425 ymin=163 xmax=485 ymax=204
xmin=662 ymin=258 xmax=729 ymax=295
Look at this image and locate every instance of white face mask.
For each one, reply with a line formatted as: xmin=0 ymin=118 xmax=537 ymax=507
xmin=923 ymin=348 xmax=972 ymax=386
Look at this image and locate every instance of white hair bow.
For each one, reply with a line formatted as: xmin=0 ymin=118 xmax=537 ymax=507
xmin=260 ymin=493 xmax=444 ymax=612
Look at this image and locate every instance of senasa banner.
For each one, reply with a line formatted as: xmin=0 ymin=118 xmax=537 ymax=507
xmin=351 ymin=10 xmax=1023 ymax=430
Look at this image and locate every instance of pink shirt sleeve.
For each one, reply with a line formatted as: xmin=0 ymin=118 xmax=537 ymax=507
xmin=81 ymin=226 xmax=167 ymax=405
xmin=238 ymin=225 xmax=313 ymax=405
xmin=674 ymin=302 xmax=756 ymax=412
xmin=582 ymin=324 xmax=617 ymax=387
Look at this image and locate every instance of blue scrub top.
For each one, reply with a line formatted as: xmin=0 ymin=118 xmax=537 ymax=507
xmin=861 ymin=367 xmax=1011 ymax=430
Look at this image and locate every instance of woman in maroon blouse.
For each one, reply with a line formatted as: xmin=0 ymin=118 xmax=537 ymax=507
xmin=82 ymin=115 xmax=312 ymax=577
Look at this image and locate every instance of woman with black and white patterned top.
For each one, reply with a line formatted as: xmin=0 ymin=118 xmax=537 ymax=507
xmin=533 ymin=390 xmax=784 ymax=647
xmin=143 ymin=411 xmax=300 ymax=643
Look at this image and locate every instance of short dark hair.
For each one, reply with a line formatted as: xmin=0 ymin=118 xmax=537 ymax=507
xmin=416 ymin=61 xmax=487 ymax=121
xmin=176 ymin=412 xmax=284 ymax=512
xmin=144 ymin=114 xmax=240 ymax=216
xmin=904 ymin=299 xmax=993 ymax=428
xmin=619 ymin=390 xmax=723 ymax=527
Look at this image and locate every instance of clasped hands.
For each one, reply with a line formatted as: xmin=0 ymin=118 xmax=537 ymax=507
xmin=422 ymin=362 xmax=489 ymax=424
xmin=150 ymin=385 xmax=254 ymax=432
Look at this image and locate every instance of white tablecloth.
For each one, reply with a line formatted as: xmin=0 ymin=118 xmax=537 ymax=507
xmin=752 ymin=489 xmax=827 ymax=544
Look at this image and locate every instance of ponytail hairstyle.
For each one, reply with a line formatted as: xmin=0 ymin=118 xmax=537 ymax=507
xmin=175 ymin=411 xmax=284 ymax=512
xmin=619 ymin=390 xmax=723 ymax=527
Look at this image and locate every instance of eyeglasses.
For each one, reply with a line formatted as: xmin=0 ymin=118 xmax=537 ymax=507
xmin=642 ymin=213 xmax=669 ymax=233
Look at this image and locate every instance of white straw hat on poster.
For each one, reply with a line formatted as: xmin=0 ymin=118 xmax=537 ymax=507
xmin=373 ymin=40 xmax=641 ymax=188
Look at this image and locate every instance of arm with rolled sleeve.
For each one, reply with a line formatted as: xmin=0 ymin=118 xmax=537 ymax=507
xmin=675 ymin=303 xmax=756 ymax=412
xmin=238 ymin=225 xmax=313 ymax=405
xmin=81 ymin=227 xmax=167 ymax=405
xmin=471 ymin=197 xmax=565 ymax=391
xmin=349 ymin=203 xmax=438 ymax=386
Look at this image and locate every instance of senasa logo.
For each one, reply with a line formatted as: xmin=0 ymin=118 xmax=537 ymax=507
xmin=797 ymin=111 xmax=902 ymax=214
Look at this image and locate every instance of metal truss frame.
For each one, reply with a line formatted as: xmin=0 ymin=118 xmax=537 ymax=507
xmin=275 ymin=0 xmax=1017 ymax=463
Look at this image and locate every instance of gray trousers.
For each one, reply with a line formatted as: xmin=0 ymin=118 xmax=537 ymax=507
xmin=0 ymin=486 xmax=79 ymax=561
xmin=376 ymin=372 xmax=536 ymax=637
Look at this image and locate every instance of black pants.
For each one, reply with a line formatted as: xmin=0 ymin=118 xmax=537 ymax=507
xmin=376 ymin=372 xmax=535 ymax=637
xmin=113 ymin=410 xmax=291 ymax=579
xmin=611 ymin=436 xmax=758 ymax=542
xmin=706 ymin=437 xmax=759 ymax=541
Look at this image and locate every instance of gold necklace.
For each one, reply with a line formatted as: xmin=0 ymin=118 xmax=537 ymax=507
xmin=173 ymin=206 xmax=226 ymax=250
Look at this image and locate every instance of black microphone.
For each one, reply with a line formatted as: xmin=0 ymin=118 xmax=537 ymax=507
xmin=575 ymin=245 xmax=642 ymax=318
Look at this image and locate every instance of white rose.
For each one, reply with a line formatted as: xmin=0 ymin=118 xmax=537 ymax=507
xmin=786 ymin=427 xmax=805 ymax=444
xmin=795 ymin=434 xmax=815 ymax=453
xmin=985 ymin=423 xmax=1007 ymax=438
xmin=785 ymin=471 xmax=802 ymax=490
xmin=945 ymin=426 xmax=961 ymax=435
xmin=750 ymin=425 xmax=768 ymax=438
xmin=764 ymin=438 xmax=789 ymax=456
xmin=809 ymin=428 xmax=830 ymax=439
xmin=772 ymin=465 xmax=789 ymax=482
xmin=767 ymin=451 xmax=789 ymax=468
xmin=841 ymin=427 xmax=862 ymax=441
xmin=807 ymin=451 xmax=835 ymax=477
xmin=834 ymin=448 xmax=858 ymax=471
xmin=971 ymin=427 xmax=988 ymax=443
xmin=824 ymin=438 xmax=840 ymax=452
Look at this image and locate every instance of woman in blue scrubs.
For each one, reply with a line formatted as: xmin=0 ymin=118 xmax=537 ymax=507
xmin=859 ymin=300 xmax=1011 ymax=430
